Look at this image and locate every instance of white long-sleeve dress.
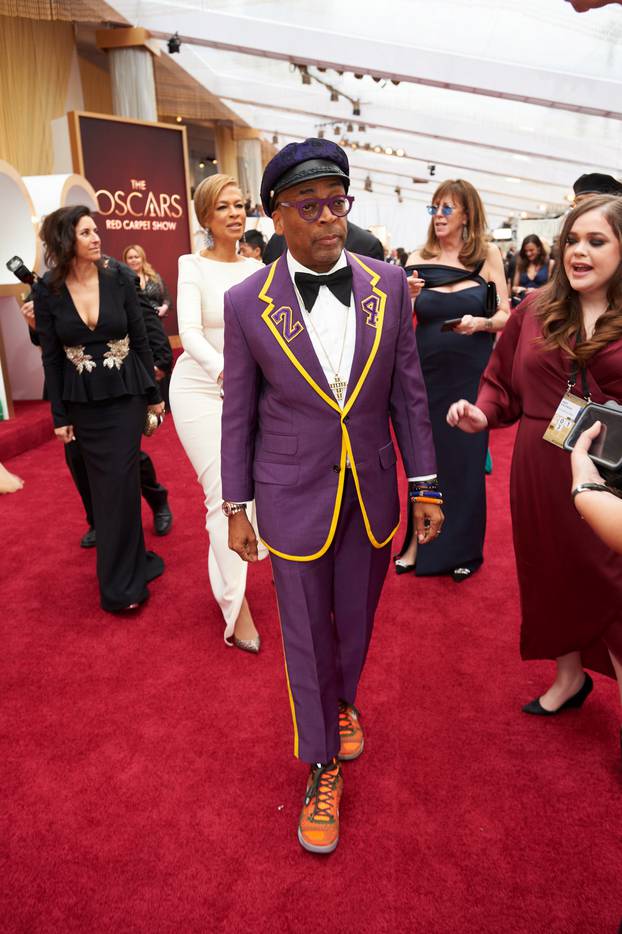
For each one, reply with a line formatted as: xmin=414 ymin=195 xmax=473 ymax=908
xmin=169 ymin=253 xmax=266 ymax=642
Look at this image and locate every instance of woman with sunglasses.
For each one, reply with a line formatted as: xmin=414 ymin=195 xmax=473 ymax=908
xmin=395 ymin=179 xmax=509 ymax=581
xmin=169 ymin=175 xmax=265 ymax=653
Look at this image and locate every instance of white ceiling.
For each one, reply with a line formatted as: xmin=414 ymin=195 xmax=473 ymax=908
xmin=108 ymin=0 xmax=622 ymax=238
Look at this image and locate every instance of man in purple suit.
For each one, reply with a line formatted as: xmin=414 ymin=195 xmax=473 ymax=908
xmin=221 ymin=139 xmax=442 ymax=853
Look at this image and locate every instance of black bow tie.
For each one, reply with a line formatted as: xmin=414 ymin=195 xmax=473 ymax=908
xmin=294 ymin=266 xmax=353 ymax=312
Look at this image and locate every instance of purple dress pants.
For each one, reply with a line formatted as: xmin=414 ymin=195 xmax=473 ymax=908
xmin=270 ymin=470 xmax=391 ymax=764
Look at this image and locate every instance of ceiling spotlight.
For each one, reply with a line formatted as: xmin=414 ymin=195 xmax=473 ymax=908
xmin=364 ymin=175 xmax=373 ymax=192
xmin=300 ymin=66 xmax=311 ymax=85
xmin=334 ymin=125 xmax=341 ymax=135
xmin=318 ymin=128 xmax=325 ymax=139
xmin=198 ymin=160 xmax=205 ymax=169
xmin=346 ymin=122 xmax=354 ymax=133
xmin=167 ymin=32 xmax=181 ymax=54
xmin=373 ymin=145 xmax=382 ymax=153
xmin=539 ymin=203 xmax=548 ymax=212
xmin=364 ymin=142 xmax=371 ymax=151
xmin=385 ymin=147 xmax=394 ymax=155
xmin=372 ymin=76 xmax=382 ymax=83
xmin=354 ymin=73 xmax=364 ymax=80
xmin=318 ymin=66 xmax=327 ymax=73
xmin=351 ymin=142 xmax=358 ymax=150
xmin=395 ymin=186 xmax=401 ymax=196
xmin=336 ymin=70 xmax=344 ymax=76
xmin=175 ymin=115 xmax=182 ymax=124
xmin=330 ymin=89 xmax=339 ymax=102
xmin=427 ymin=164 xmax=436 ymax=177
xmin=352 ymin=101 xmax=361 ymax=117
xmin=390 ymin=79 xmax=400 ymax=86
xmin=358 ymin=124 xmax=366 ymax=132
xmin=212 ymin=159 xmax=218 ymax=165
xmin=272 ymin=133 xmax=279 ymax=144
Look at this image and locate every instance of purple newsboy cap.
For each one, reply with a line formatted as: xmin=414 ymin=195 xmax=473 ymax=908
xmin=260 ymin=138 xmax=350 ymax=217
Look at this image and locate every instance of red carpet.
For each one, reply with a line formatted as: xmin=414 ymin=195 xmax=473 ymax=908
xmin=0 ymin=401 xmax=54 ymax=461
xmin=2 ymin=419 xmax=621 ymax=934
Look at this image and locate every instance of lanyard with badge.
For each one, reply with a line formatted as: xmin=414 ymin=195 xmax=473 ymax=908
xmin=543 ymin=357 xmax=591 ymax=448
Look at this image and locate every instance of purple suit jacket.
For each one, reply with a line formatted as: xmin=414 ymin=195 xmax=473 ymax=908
xmin=221 ymin=251 xmax=436 ymax=561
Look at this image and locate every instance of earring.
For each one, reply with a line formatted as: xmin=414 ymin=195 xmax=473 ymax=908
xmin=462 ymin=224 xmax=469 ymax=242
xmin=204 ymin=227 xmax=214 ymax=250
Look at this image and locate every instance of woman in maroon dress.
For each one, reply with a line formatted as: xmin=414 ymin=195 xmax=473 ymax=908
xmin=447 ymin=195 xmax=622 ymax=751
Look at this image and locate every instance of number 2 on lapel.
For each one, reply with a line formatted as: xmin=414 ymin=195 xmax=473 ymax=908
xmin=270 ymin=305 xmax=304 ymax=343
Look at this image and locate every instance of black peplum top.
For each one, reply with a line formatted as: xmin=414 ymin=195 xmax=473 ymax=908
xmin=34 ymin=264 xmax=160 ymax=427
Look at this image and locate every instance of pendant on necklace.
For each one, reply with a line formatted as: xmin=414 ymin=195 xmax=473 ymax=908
xmin=331 ymin=375 xmax=347 ymax=402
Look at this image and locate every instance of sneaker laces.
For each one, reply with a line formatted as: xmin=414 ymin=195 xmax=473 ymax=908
xmin=304 ymin=760 xmax=340 ymax=821
xmin=338 ymin=701 xmax=360 ymax=738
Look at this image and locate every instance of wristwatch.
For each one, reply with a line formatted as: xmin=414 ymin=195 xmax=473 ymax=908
xmin=222 ymin=501 xmax=248 ymax=517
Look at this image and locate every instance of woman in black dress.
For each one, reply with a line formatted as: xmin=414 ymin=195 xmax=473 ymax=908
xmin=34 ymin=206 xmax=165 ymax=612
xmin=396 ymin=179 xmax=509 ymax=581
xmin=123 ymin=244 xmax=171 ymax=318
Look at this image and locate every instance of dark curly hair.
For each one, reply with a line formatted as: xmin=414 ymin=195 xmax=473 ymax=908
xmin=39 ymin=205 xmax=97 ymax=292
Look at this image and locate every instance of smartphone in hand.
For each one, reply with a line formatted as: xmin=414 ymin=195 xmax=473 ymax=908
xmin=440 ymin=317 xmax=463 ymax=332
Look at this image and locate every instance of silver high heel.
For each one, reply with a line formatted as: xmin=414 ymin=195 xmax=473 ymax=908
xmin=233 ymin=634 xmax=261 ymax=655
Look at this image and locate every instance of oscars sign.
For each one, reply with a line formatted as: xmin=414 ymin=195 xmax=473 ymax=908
xmin=68 ymin=112 xmax=192 ymax=334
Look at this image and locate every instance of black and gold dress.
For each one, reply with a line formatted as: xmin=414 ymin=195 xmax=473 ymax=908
xmin=34 ymin=265 xmax=164 ymax=611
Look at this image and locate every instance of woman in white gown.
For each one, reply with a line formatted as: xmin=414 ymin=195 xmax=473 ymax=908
xmin=169 ymin=174 xmax=266 ymax=652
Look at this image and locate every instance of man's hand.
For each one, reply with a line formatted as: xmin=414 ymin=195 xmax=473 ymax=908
xmin=414 ymin=503 xmax=444 ymax=544
xmin=571 ymin=420 xmax=604 ymax=489
xmin=447 ymin=399 xmax=488 ymax=433
xmin=228 ymin=510 xmax=258 ymax=562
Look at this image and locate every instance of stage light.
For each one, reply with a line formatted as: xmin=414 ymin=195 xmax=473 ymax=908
xmin=373 ymin=145 xmax=382 ymax=153
xmin=364 ymin=175 xmax=373 ymax=192
xmin=372 ymin=76 xmax=382 ymax=83
xmin=385 ymin=147 xmax=394 ymax=155
xmin=347 ymin=123 xmax=354 ymax=133
xmin=391 ymin=79 xmax=400 ymax=85
xmin=318 ymin=128 xmax=325 ymax=139
xmin=427 ymin=164 xmax=436 ymax=176
xmin=212 ymin=159 xmax=218 ymax=165
xmin=330 ymin=89 xmax=339 ymax=102
xmin=318 ymin=66 xmax=327 ymax=73
xmin=352 ymin=101 xmax=361 ymax=117
xmin=396 ymin=148 xmax=405 ymax=157
xmin=364 ymin=142 xmax=371 ymax=151
xmin=300 ymin=66 xmax=311 ymax=85
xmin=167 ymin=32 xmax=181 ymax=54
xmin=354 ymin=73 xmax=364 ymax=80
xmin=358 ymin=124 xmax=366 ymax=132
xmin=175 ymin=115 xmax=182 ymax=123
xmin=395 ymin=186 xmax=401 ymax=195
xmin=199 ymin=160 xmax=205 ymax=169
xmin=334 ymin=125 xmax=341 ymax=135
xmin=539 ymin=203 xmax=547 ymax=212
xmin=272 ymin=133 xmax=279 ymax=145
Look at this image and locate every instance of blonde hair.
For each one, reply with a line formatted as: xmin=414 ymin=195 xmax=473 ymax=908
xmin=421 ymin=179 xmax=489 ymax=267
xmin=122 ymin=243 xmax=157 ymax=281
xmin=193 ymin=174 xmax=239 ymax=229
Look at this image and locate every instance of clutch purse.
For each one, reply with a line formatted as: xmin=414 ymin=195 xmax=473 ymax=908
xmin=143 ymin=410 xmax=163 ymax=437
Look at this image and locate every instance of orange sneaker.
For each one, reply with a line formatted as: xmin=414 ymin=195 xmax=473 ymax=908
xmin=338 ymin=701 xmax=364 ymax=761
xmin=298 ymin=758 xmax=343 ymax=854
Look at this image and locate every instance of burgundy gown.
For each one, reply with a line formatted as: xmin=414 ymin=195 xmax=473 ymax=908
xmin=477 ymin=296 xmax=622 ymax=678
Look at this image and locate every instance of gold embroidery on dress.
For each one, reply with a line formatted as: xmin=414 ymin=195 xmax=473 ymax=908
xmin=64 ymin=345 xmax=96 ymax=374
xmin=103 ymin=335 xmax=130 ymax=370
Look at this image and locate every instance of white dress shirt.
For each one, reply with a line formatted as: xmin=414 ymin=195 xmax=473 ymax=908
xmin=286 ymin=250 xmax=435 ymax=483
xmin=287 ymin=250 xmax=355 ymax=408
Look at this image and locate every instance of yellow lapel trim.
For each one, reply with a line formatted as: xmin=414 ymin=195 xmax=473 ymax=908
xmin=259 ymin=259 xmax=341 ymax=414
xmin=342 ymin=253 xmax=387 ymax=417
xmin=343 ymin=425 xmax=399 ymax=549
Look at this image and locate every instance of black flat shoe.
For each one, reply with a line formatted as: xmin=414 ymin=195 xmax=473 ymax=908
xmin=522 ymin=672 xmax=593 ymax=716
xmin=451 ymin=567 xmax=472 ymax=583
xmin=153 ymin=503 xmax=173 ymax=536
xmin=80 ymin=527 xmax=96 ymax=548
xmin=394 ymin=560 xmax=415 ymax=576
